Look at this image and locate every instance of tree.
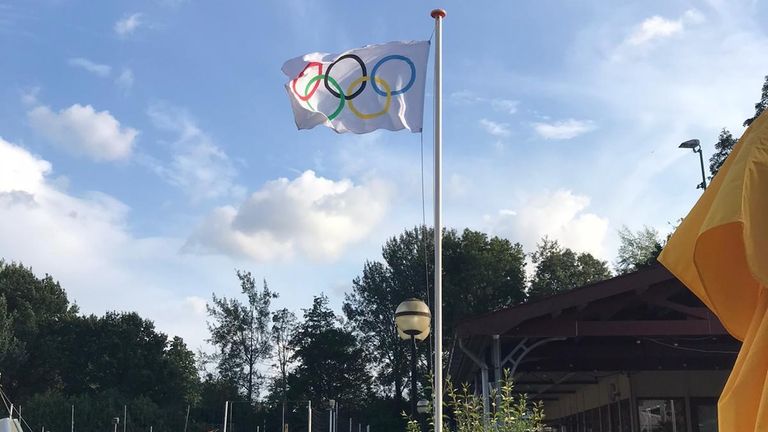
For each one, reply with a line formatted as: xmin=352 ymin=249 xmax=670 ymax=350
xmin=271 ymin=307 xmax=297 ymax=416
xmin=207 ymin=271 xmax=277 ymax=403
xmin=343 ymin=227 xmax=526 ymax=404
xmin=0 ymin=295 xmax=23 ymax=374
xmin=288 ymin=295 xmax=372 ymax=408
xmin=709 ymin=128 xmax=738 ymax=179
xmin=615 ymin=226 xmax=663 ymax=274
xmin=743 ymin=75 xmax=768 ymax=127
xmin=0 ymin=260 xmax=78 ymax=396
xmin=528 ymin=238 xmax=611 ymax=300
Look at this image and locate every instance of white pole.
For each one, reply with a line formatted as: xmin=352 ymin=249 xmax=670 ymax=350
xmin=123 ymin=405 xmax=127 ymax=432
xmin=430 ymin=8 xmax=445 ymax=432
xmin=184 ymin=405 xmax=190 ymax=432
xmin=223 ymin=401 xmax=229 ymax=432
xmin=307 ymin=401 xmax=312 ymax=432
xmin=71 ymin=404 xmax=74 ymax=432
xmin=348 ymin=418 xmax=351 ymax=432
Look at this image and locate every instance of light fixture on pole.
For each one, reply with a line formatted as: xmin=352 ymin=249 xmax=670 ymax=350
xmin=395 ymin=298 xmax=432 ymax=417
xmin=416 ymin=400 xmax=430 ymax=414
xmin=679 ymin=139 xmax=707 ymax=190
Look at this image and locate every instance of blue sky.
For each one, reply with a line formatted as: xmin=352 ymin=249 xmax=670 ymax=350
xmin=2 ymin=0 xmax=768 ymax=350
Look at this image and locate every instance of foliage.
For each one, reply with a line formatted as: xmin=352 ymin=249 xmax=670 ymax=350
xmin=0 ymin=260 xmax=78 ymax=396
xmin=528 ymin=237 xmax=611 ymax=300
xmin=287 ymin=294 xmax=373 ymax=409
xmin=344 ymin=227 xmax=526 ymax=404
xmin=206 ymin=271 xmax=276 ymax=403
xmin=403 ymin=372 xmax=544 ymax=432
xmin=743 ymin=75 xmax=768 ymax=127
xmin=271 ymin=307 xmax=297 ymax=403
xmin=615 ymin=225 xmax=663 ymax=274
xmin=708 ymin=128 xmax=738 ymax=179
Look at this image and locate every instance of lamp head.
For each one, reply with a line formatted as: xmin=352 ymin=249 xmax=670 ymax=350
xmin=416 ymin=399 xmax=430 ymax=414
xmin=679 ymin=139 xmax=701 ymax=150
xmin=395 ymin=298 xmax=431 ymax=341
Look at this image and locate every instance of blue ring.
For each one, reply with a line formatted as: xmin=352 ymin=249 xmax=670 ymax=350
xmin=370 ymin=55 xmax=416 ymax=97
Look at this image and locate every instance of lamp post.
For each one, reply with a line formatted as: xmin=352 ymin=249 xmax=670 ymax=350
xmin=395 ymin=298 xmax=432 ymax=417
xmin=328 ymin=399 xmax=335 ymax=432
xmin=679 ymin=139 xmax=707 ymax=190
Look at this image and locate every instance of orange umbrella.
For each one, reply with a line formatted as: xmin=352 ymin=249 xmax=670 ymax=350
xmin=659 ymin=112 xmax=768 ymax=430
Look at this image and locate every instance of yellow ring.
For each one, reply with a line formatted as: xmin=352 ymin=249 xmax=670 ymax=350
xmin=347 ymin=76 xmax=392 ymax=120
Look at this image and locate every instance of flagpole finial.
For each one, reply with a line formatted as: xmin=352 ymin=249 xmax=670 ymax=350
xmin=430 ymin=9 xmax=446 ymax=19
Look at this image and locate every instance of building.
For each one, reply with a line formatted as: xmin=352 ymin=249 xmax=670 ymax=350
xmin=448 ymin=265 xmax=740 ymax=432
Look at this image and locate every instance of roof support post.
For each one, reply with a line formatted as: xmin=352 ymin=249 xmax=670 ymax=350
xmin=458 ymin=338 xmax=490 ymax=430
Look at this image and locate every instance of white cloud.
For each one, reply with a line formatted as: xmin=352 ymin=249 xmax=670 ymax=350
xmin=185 ymin=170 xmax=391 ymax=262
xmin=479 ymin=118 xmax=511 ymax=138
xmin=68 ymin=58 xmax=112 ymax=77
xmin=0 ymin=136 xmax=233 ymax=350
xmin=20 ymin=87 xmax=40 ymax=106
xmin=625 ymin=9 xmax=705 ymax=47
xmin=28 ymin=103 xmax=137 ymax=161
xmin=452 ymin=91 xmax=519 ymax=114
xmin=146 ymin=104 xmax=242 ymax=201
xmin=491 ymin=99 xmax=519 ymax=114
xmin=532 ymin=119 xmax=595 ymax=140
xmin=486 ymin=189 xmax=610 ymax=259
xmin=116 ymin=68 xmax=134 ymax=91
xmin=627 ymin=16 xmax=683 ymax=46
xmin=114 ymin=13 xmax=142 ymax=37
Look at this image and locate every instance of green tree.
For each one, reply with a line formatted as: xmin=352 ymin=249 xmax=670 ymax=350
xmin=271 ymin=307 xmax=297 ymax=420
xmin=709 ymin=128 xmax=738 ymax=179
xmin=289 ymin=295 xmax=372 ymax=409
xmin=0 ymin=261 xmax=78 ymax=396
xmin=0 ymin=295 xmax=23 ymax=374
xmin=207 ymin=271 xmax=277 ymax=403
xmin=528 ymin=238 xmax=611 ymax=300
xmin=743 ymin=75 xmax=768 ymax=127
xmin=615 ymin=226 xmax=663 ymax=274
xmin=343 ymin=227 xmax=526 ymax=405
xmin=443 ymin=229 xmax=527 ymax=328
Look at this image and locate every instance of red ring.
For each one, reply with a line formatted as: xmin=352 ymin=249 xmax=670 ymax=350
xmin=292 ymin=62 xmax=323 ymax=101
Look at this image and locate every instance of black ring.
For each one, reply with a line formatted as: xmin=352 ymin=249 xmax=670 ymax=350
xmin=324 ymin=54 xmax=367 ymax=100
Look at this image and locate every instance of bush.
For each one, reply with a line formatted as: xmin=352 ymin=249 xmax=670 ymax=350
xmin=404 ymin=370 xmax=545 ymax=431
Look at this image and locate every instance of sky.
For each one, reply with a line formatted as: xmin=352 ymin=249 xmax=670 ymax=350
xmin=2 ymin=0 xmax=768 ymax=351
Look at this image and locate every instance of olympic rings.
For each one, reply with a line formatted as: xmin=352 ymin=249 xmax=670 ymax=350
xmin=370 ymin=55 xmax=415 ymax=96
xmin=347 ymin=76 xmax=391 ymax=120
xmin=303 ymin=75 xmax=345 ymax=120
xmin=289 ymin=51 xmax=417 ymax=121
xmin=324 ymin=54 xmax=367 ymax=100
xmin=292 ymin=62 xmax=323 ymax=102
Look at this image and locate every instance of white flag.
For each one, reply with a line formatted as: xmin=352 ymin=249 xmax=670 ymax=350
xmin=282 ymin=40 xmax=430 ymax=134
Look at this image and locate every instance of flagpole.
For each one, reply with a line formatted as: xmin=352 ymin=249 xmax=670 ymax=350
xmin=430 ymin=8 xmax=446 ymax=432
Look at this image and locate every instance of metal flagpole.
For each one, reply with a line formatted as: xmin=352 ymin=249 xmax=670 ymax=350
xmin=430 ymin=8 xmax=446 ymax=432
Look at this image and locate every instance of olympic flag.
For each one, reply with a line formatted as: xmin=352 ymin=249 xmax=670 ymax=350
xmin=282 ymin=40 xmax=430 ymax=134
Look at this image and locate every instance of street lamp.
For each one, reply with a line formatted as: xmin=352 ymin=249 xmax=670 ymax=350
xmin=395 ymin=298 xmax=432 ymax=417
xmin=679 ymin=139 xmax=707 ymax=190
xmin=416 ymin=400 xmax=430 ymax=414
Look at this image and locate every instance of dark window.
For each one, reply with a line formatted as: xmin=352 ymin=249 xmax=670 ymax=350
xmin=611 ymin=402 xmax=621 ymax=431
xmin=600 ymin=405 xmax=611 ymax=432
xmin=637 ymin=399 xmax=687 ymax=432
xmin=619 ymin=399 xmax=631 ymax=432
xmin=691 ymin=399 xmax=718 ymax=432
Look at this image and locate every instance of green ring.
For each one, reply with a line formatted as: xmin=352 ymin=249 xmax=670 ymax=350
xmin=304 ymin=75 xmax=345 ymax=120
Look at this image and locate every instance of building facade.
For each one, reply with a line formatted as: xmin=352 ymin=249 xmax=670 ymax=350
xmin=448 ymin=265 xmax=739 ymax=432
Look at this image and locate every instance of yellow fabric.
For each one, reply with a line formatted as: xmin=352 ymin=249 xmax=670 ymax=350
xmin=658 ymin=112 xmax=768 ymax=431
